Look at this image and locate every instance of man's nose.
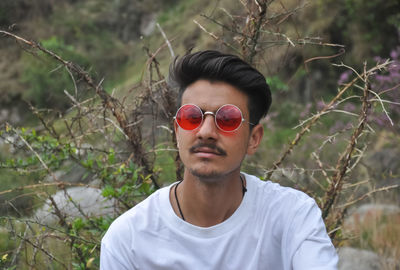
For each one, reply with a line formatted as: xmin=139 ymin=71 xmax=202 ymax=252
xmin=196 ymin=114 xmax=218 ymax=139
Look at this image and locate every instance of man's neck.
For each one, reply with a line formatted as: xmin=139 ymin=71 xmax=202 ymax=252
xmin=171 ymin=170 xmax=245 ymax=227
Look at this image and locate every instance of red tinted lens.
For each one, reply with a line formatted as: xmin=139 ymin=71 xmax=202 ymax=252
xmin=176 ymin=104 xmax=203 ymax=130
xmin=216 ymin=105 xmax=243 ymax=131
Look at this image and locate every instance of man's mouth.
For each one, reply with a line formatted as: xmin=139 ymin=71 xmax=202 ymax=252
xmin=189 ymin=144 xmax=227 ymax=156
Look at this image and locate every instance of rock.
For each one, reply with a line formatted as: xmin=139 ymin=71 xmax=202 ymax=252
xmin=365 ymin=147 xmax=400 ymax=181
xmin=0 ymin=133 xmax=23 ymax=153
xmin=345 ymin=203 xmax=400 ymax=227
xmin=33 ymin=186 xmax=116 ymax=225
xmin=44 ymin=161 xmax=94 ymax=184
xmin=338 ymin=247 xmax=382 ymax=270
xmin=0 ymin=108 xmax=20 ymax=124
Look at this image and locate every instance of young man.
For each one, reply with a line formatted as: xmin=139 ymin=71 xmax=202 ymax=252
xmin=100 ymin=50 xmax=338 ymax=269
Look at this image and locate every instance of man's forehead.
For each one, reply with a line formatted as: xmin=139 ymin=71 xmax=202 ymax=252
xmin=182 ymin=80 xmax=247 ymax=100
xmin=180 ymin=84 xmax=250 ymax=117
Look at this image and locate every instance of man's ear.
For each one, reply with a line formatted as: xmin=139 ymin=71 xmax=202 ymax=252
xmin=246 ymin=124 xmax=264 ymax=155
xmin=174 ymin=120 xmax=178 ymax=133
xmin=174 ymin=120 xmax=180 ymax=142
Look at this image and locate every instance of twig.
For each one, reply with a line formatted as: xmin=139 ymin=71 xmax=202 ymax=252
xmin=304 ymin=49 xmax=346 ymax=71
xmin=29 ymin=233 xmax=43 ymax=270
xmin=342 ymin=179 xmax=370 ymax=189
xmin=293 ymin=108 xmax=359 ymax=130
xmin=10 ymin=224 xmax=28 ymax=266
xmin=0 ymin=29 xmax=159 ymax=189
xmin=156 ymin=23 xmax=175 ymax=58
xmin=15 ymin=232 xmax=68 ymax=269
xmin=247 ymin=0 xmax=267 ymax=64
xmin=338 ymin=184 xmax=400 ymax=208
xmin=311 ymin=152 xmax=332 ymax=186
xmin=200 ymin=14 xmax=250 ymax=39
xmin=66 ymin=66 xmax=78 ymax=98
xmin=0 ymin=182 xmax=99 ymax=196
xmin=265 ymin=75 xmax=359 ymax=179
xmin=5 ymin=217 xmax=100 ymax=246
xmin=101 ymin=117 xmax=129 ymax=139
xmin=332 ymin=62 xmax=365 ymax=82
xmin=193 ymin=19 xmax=241 ymax=54
xmin=321 ymin=62 xmax=372 ymax=219
xmin=62 ymin=189 xmax=102 ymax=231
xmin=29 ymin=103 xmax=59 ymax=139
xmin=368 ymin=89 xmax=395 ymax=126
xmin=267 ymin=1 xmax=307 ymax=21
xmin=259 ymin=29 xmax=295 ymax=46
xmin=9 ymin=124 xmax=61 ymax=183
xmin=266 ymin=60 xmax=392 ymax=180
xmin=377 ymin=82 xmax=400 ymax=95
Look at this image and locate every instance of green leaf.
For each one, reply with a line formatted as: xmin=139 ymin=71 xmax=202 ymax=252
xmin=72 ymin=217 xmax=85 ymax=231
xmin=108 ymin=152 xmax=115 ymax=165
xmin=82 ymin=172 xmax=90 ymax=180
xmin=102 ymin=185 xmax=116 ymax=197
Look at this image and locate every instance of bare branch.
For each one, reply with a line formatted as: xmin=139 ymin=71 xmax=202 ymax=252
xmin=0 ymin=29 xmax=159 ymax=188
xmin=156 ymin=23 xmax=175 ymax=58
xmin=0 ymin=182 xmax=99 ymax=196
xmin=193 ymin=19 xmax=241 ymax=54
xmin=338 ymin=184 xmax=400 ymax=209
xmin=321 ymin=63 xmax=372 ymax=219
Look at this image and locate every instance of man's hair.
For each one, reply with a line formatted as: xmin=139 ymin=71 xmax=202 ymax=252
xmin=168 ymin=50 xmax=272 ymax=125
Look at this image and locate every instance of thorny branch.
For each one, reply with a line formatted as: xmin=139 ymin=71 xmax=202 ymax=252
xmin=264 ymin=76 xmax=359 ymax=179
xmin=0 ymin=29 xmax=160 ymax=189
xmin=197 ymin=0 xmax=344 ymax=67
xmin=246 ymin=0 xmax=267 ymax=64
xmin=265 ymin=60 xmax=392 ymax=179
xmin=15 ymin=231 xmax=69 ymax=269
xmin=321 ymin=62 xmax=372 ymax=220
xmin=0 ymin=182 xmax=98 ymax=196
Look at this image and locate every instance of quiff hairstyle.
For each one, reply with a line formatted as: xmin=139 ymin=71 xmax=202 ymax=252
xmin=168 ymin=50 xmax=272 ymax=125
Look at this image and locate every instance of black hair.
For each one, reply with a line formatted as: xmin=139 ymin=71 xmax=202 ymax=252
xmin=168 ymin=50 xmax=272 ymax=125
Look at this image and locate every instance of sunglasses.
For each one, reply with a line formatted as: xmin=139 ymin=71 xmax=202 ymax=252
xmin=174 ymin=104 xmax=252 ymax=132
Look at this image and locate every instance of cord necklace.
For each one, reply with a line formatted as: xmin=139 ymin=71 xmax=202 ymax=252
xmin=174 ymin=175 xmax=247 ymax=221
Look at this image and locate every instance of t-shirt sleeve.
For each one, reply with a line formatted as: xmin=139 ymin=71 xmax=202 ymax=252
xmin=100 ymin=242 xmax=133 ymax=270
xmin=285 ymin=199 xmax=338 ymax=270
xmin=100 ymin=214 xmax=138 ymax=270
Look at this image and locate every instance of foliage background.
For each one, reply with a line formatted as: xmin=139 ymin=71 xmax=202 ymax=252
xmin=0 ymin=0 xmax=399 ymax=269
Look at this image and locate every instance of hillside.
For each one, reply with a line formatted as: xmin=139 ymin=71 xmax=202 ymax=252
xmin=1 ymin=0 xmax=399 ymax=117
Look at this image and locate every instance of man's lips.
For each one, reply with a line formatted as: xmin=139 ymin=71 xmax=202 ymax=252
xmin=189 ymin=144 xmax=227 ymax=156
xmin=193 ymin=147 xmax=221 ymax=155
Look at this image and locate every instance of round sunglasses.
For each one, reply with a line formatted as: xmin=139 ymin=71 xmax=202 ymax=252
xmin=174 ymin=104 xmax=253 ymax=132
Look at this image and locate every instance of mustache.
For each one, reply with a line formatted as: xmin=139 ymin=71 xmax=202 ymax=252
xmin=189 ymin=143 xmax=227 ymax=156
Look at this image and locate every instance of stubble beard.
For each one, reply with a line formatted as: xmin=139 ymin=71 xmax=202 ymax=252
xmin=188 ymin=163 xmax=241 ymax=184
xmin=183 ymin=143 xmax=244 ymax=183
xmin=189 ymin=168 xmax=223 ymax=182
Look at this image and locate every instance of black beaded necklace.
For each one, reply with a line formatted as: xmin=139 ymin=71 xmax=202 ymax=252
xmin=174 ymin=175 xmax=247 ymax=221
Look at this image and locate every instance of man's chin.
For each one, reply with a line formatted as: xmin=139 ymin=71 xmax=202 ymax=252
xmin=189 ymin=168 xmax=223 ymax=182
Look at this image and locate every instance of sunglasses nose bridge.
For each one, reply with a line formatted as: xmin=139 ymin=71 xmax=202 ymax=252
xmin=202 ymin=111 xmax=217 ymax=128
xmin=203 ymin=111 xmax=216 ymax=122
xmin=203 ymin=111 xmax=215 ymax=117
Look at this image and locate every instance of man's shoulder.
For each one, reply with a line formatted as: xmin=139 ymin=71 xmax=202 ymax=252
xmin=102 ymin=184 xmax=171 ymax=243
xmin=245 ymin=173 xmax=318 ymax=225
xmin=246 ymin=173 xmax=323 ymax=233
xmin=246 ymin=173 xmax=313 ymax=205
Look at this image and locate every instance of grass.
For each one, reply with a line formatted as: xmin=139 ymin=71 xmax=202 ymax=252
xmin=343 ymin=208 xmax=400 ymax=268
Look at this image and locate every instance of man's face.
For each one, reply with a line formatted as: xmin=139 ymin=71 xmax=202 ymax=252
xmin=174 ymin=79 xmax=263 ymax=181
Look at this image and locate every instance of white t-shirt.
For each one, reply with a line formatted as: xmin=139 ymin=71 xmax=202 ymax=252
xmin=100 ymin=173 xmax=338 ymax=270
